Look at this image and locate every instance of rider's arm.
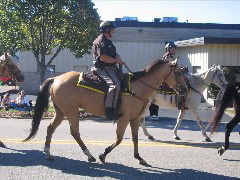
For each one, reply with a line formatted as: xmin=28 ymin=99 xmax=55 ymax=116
xmin=100 ymin=54 xmax=117 ymax=64
xmin=100 ymin=54 xmax=125 ymax=65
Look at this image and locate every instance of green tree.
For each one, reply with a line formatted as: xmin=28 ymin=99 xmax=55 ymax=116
xmin=0 ymin=0 xmax=100 ymax=82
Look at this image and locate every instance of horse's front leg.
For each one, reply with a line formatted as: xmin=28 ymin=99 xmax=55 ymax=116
xmin=130 ymin=118 xmax=147 ymax=165
xmin=219 ymin=115 xmax=240 ymax=156
xmin=173 ymin=109 xmax=186 ymax=140
xmin=190 ymin=108 xmax=211 ymax=142
xmin=99 ymin=117 xmax=129 ymax=164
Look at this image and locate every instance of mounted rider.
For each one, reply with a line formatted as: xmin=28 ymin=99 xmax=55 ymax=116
xmin=162 ymin=42 xmax=177 ymax=62
xmin=92 ymin=20 xmax=125 ymax=120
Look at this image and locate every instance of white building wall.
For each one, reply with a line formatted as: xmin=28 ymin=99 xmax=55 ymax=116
xmin=19 ymin=42 xmax=165 ymax=74
xmin=208 ymin=44 xmax=240 ymax=67
xmin=177 ymin=45 xmax=209 ymax=72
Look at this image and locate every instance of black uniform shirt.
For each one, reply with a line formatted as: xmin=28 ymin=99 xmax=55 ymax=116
xmin=92 ymin=34 xmax=117 ymax=67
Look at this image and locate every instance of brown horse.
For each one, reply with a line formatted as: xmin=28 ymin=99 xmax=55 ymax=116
xmin=24 ymin=58 xmax=187 ymax=165
xmin=0 ymin=52 xmax=24 ymax=83
xmin=0 ymin=52 xmax=25 ymax=147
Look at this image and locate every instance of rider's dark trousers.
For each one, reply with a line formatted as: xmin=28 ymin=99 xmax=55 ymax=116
xmin=95 ymin=67 xmax=120 ymax=108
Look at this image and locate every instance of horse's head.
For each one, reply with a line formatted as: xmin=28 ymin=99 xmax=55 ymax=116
xmin=0 ymin=53 xmax=24 ymax=82
xmin=209 ymin=65 xmax=228 ymax=88
xmin=164 ymin=59 xmax=188 ymax=95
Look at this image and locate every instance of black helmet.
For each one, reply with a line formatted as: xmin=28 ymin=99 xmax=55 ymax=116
xmin=165 ymin=42 xmax=177 ymax=51
xmin=100 ymin=20 xmax=117 ymax=33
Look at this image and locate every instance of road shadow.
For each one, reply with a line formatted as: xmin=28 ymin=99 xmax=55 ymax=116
xmin=144 ymin=117 xmax=240 ymax=133
xmin=0 ymin=147 xmax=238 ymax=180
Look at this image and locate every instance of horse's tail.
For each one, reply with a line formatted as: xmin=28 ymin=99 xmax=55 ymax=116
xmin=23 ymin=78 xmax=54 ymax=142
xmin=210 ymin=85 xmax=233 ymax=134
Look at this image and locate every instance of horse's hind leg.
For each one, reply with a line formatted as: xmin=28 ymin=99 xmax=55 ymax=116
xmin=218 ymin=114 xmax=240 ymax=156
xmin=190 ymin=109 xmax=211 ymax=142
xmin=130 ymin=119 xmax=147 ymax=165
xmin=140 ymin=116 xmax=154 ymax=140
xmin=44 ymin=107 xmax=65 ymax=160
xmin=99 ymin=118 xmax=129 ymax=164
xmin=173 ymin=110 xmax=186 ymax=140
xmin=67 ymin=113 xmax=96 ymax=162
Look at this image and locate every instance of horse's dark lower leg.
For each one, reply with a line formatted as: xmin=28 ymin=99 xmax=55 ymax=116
xmin=99 ymin=140 xmax=122 ymax=164
xmin=44 ymin=110 xmax=64 ymax=160
xmin=218 ymin=115 xmax=240 ymax=156
xmin=70 ymin=126 xmax=96 ymax=162
xmin=99 ymin=119 xmax=128 ymax=164
xmin=130 ymin=119 xmax=147 ymax=165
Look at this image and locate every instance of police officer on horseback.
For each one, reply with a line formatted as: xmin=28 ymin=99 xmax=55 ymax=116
xmin=162 ymin=42 xmax=177 ymax=61
xmin=92 ymin=20 xmax=125 ymax=120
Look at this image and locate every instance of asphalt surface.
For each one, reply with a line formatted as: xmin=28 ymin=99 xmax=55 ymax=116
xmin=1 ymin=85 xmax=239 ymax=179
xmin=1 ymin=107 xmax=240 ymax=180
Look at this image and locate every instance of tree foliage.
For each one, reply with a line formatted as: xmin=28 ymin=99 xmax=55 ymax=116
xmin=0 ymin=0 xmax=100 ymax=82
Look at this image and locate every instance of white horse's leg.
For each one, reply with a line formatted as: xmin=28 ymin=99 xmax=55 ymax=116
xmin=140 ymin=103 xmax=155 ymax=140
xmin=190 ymin=108 xmax=211 ymax=142
xmin=173 ymin=109 xmax=186 ymax=140
xmin=141 ymin=116 xmax=155 ymax=140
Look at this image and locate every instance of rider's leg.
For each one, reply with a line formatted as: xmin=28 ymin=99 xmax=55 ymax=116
xmin=96 ymin=67 xmax=120 ymax=120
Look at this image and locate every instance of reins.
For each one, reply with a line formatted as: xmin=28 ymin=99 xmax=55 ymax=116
xmin=123 ymin=63 xmax=178 ymax=118
xmin=123 ymin=63 xmax=149 ymax=118
xmin=187 ymin=68 xmax=225 ymax=96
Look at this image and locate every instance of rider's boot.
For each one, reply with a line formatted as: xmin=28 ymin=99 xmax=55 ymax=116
xmin=105 ymin=107 xmax=122 ymax=120
xmin=105 ymin=107 xmax=116 ymax=120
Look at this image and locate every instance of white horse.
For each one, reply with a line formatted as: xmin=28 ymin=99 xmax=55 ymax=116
xmin=141 ymin=65 xmax=228 ymax=142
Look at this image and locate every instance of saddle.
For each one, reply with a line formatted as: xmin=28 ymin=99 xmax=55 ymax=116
xmin=156 ymin=82 xmax=187 ymax=110
xmin=156 ymin=82 xmax=177 ymax=95
xmin=77 ymin=70 xmax=146 ymax=94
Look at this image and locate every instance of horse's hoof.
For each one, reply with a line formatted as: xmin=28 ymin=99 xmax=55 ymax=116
xmin=174 ymin=136 xmax=181 ymax=140
xmin=205 ymin=138 xmax=212 ymax=142
xmin=218 ymin=148 xmax=225 ymax=156
xmin=88 ymin=157 xmax=96 ymax=163
xmin=46 ymin=156 xmax=54 ymax=161
xmin=99 ymin=154 xmax=106 ymax=164
xmin=139 ymin=159 xmax=147 ymax=165
xmin=0 ymin=142 xmax=6 ymax=148
xmin=218 ymin=146 xmax=225 ymax=156
xmin=148 ymin=136 xmax=155 ymax=140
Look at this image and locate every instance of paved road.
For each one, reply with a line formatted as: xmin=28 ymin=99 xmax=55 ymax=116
xmin=1 ymin=109 xmax=240 ymax=180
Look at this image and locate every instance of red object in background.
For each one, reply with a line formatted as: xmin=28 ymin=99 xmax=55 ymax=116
xmin=0 ymin=76 xmax=16 ymax=86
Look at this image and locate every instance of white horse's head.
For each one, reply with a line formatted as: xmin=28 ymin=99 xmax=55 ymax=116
xmin=208 ymin=65 xmax=228 ymax=88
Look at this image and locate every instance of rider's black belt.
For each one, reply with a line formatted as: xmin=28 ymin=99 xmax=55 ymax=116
xmin=94 ymin=60 xmax=117 ymax=69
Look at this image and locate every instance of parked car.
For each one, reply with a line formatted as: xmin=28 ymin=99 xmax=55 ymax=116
xmin=0 ymin=76 xmax=16 ymax=86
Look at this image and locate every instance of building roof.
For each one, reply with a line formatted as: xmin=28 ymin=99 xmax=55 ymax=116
xmin=174 ymin=37 xmax=240 ymax=47
xmin=113 ymin=21 xmax=240 ymax=30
